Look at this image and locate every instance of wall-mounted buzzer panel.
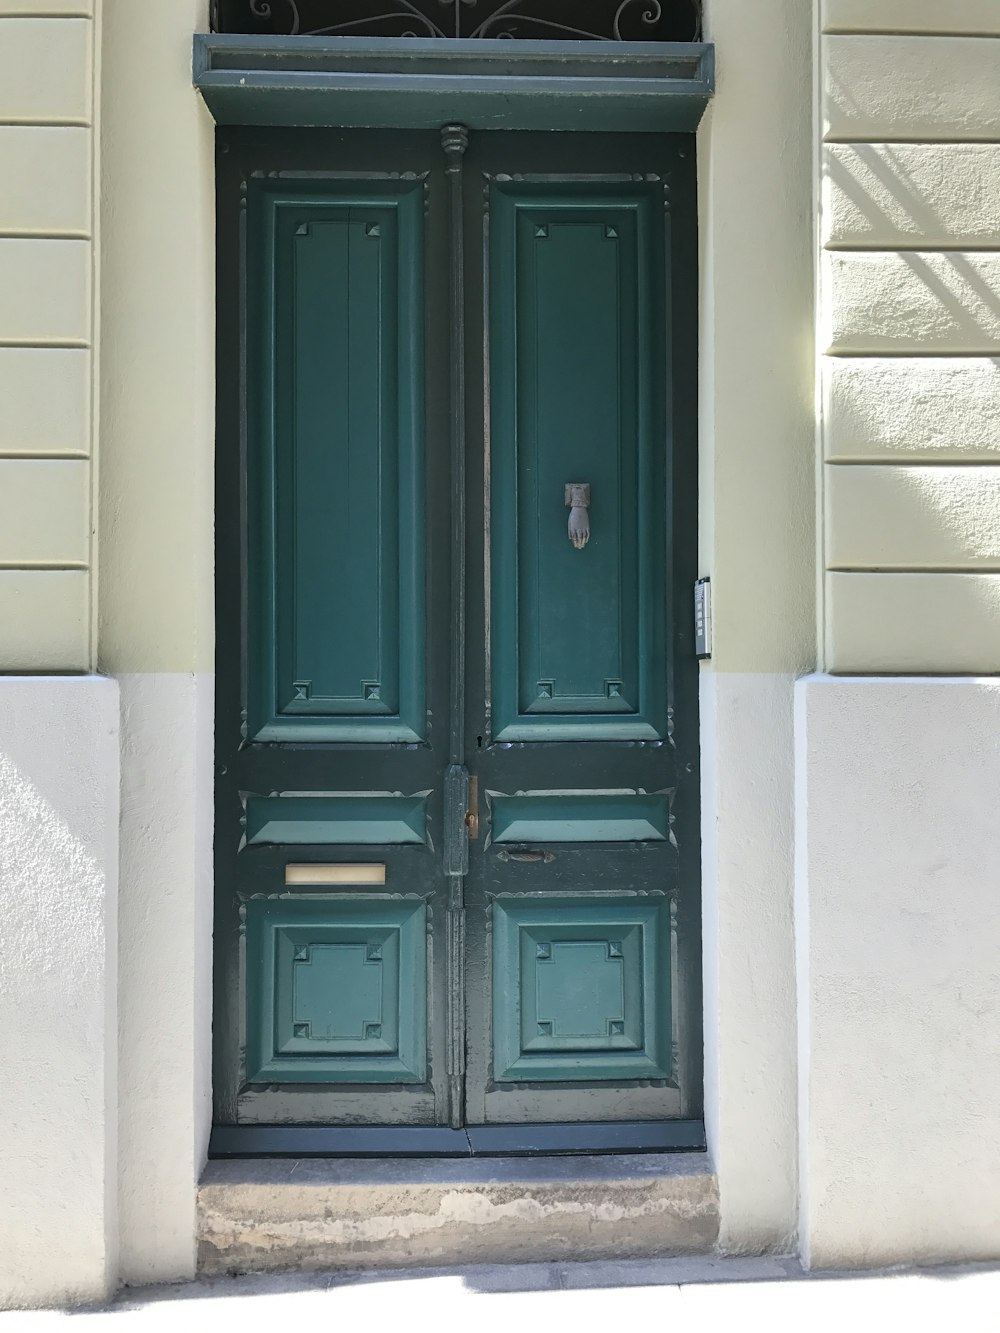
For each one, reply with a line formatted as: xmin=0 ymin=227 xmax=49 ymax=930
xmin=490 ymin=182 xmax=668 ymax=741
xmin=246 ymin=795 xmax=429 ymax=845
xmin=492 ymin=896 xmax=671 ymax=1082
xmin=490 ymin=793 xmax=670 ymax=843
xmin=247 ymin=181 xmax=425 ymax=741
xmin=246 ymin=897 xmax=426 ymax=1084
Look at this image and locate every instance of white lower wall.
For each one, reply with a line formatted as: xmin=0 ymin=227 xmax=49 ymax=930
xmin=796 ymin=675 xmax=1000 ymax=1269
xmin=0 ymin=677 xmax=119 ymax=1309
xmin=701 ymin=673 xmax=799 ymax=1254
xmin=116 ymin=673 xmax=214 ymax=1285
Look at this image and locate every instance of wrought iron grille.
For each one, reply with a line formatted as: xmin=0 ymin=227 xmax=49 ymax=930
xmin=210 ymin=1 xmax=702 ymax=42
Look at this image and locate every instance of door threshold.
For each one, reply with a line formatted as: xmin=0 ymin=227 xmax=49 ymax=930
xmin=199 ymin=1147 xmax=718 ymax=1272
xmin=208 ymin=1119 xmax=706 ymax=1159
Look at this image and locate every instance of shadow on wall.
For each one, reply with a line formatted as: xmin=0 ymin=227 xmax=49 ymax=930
xmin=824 ymin=72 xmax=1000 ymax=350
xmin=821 ymin=71 xmax=1000 ymax=636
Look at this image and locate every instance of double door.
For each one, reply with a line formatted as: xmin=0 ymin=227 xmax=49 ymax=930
xmin=215 ymin=125 xmax=700 ymax=1146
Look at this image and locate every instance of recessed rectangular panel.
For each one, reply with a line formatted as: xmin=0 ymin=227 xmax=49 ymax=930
xmin=247 ymin=796 xmax=428 ymax=845
xmin=490 ymin=183 xmax=667 ymax=741
xmin=491 ymin=794 xmax=669 ymax=843
xmin=492 ymin=896 xmax=671 ymax=1083
xmin=246 ymin=897 xmax=426 ymax=1083
xmin=248 ymin=181 xmax=425 ymax=741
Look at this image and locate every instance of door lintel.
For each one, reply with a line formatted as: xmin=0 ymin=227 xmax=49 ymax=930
xmin=193 ymin=35 xmax=714 ymax=132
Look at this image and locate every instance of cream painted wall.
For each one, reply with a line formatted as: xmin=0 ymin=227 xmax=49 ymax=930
xmin=823 ymin=0 xmax=1000 ymax=36
xmin=0 ymin=6 xmax=99 ymax=670
xmin=697 ymin=0 xmax=815 ymax=1254
xmin=99 ymin=0 xmax=215 ymax=1287
xmin=820 ymin=6 xmax=1000 ymax=672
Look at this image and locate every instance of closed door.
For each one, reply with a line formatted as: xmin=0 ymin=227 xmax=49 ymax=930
xmin=214 ymin=126 xmax=701 ymax=1145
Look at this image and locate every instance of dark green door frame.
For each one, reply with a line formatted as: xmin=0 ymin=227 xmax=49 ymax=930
xmin=205 ymin=39 xmax=710 ymax=1160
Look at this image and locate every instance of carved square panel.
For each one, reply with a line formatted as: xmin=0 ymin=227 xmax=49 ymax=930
xmin=245 ymin=897 xmax=426 ymax=1084
xmin=492 ymin=896 xmax=671 ymax=1082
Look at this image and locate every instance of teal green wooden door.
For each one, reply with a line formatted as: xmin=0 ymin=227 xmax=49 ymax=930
xmin=214 ymin=126 xmax=701 ymax=1145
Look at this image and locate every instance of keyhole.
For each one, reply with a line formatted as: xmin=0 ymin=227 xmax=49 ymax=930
xmin=477 ymin=736 xmax=483 ymax=748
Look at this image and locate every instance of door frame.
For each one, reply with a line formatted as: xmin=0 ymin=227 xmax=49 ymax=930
xmin=207 ymin=38 xmax=712 ymax=1159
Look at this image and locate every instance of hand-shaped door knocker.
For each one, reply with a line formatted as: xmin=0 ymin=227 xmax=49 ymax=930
xmin=565 ymin=482 xmax=591 ymax=550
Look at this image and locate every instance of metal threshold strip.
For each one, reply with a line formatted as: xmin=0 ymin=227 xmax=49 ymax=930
xmin=209 ymin=1119 xmax=706 ymax=1158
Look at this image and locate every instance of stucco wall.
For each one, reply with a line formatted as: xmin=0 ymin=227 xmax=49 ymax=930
xmin=796 ymin=1 xmax=1000 ymax=1270
xmin=796 ymin=676 xmax=1000 ymax=1268
xmin=0 ymin=2 xmax=99 ymax=671
xmin=697 ymin=0 xmax=815 ymax=1255
xmin=99 ymin=0 xmax=216 ymax=1287
xmin=0 ymin=677 xmax=119 ymax=1308
xmin=820 ymin=0 xmax=1000 ymax=671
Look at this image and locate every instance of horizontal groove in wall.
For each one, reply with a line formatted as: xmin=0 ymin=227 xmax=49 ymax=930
xmin=0 ymin=450 xmax=89 ymax=461
xmin=824 ymin=140 xmax=1000 ymax=147
xmin=0 ymin=230 xmax=91 ymax=240
xmin=0 ymin=339 xmax=89 ymax=349
xmin=0 ymin=119 xmax=90 ymax=128
xmin=825 ymin=135 xmax=1000 ymax=146
xmin=824 ymin=29 xmax=1000 ymax=39
xmin=825 ymin=350 xmax=1000 ymax=360
xmin=825 ymin=244 xmax=1000 ymax=253
xmin=0 ymin=561 xmax=88 ymax=571
xmin=824 ymin=670 xmax=1000 ymax=679
xmin=828 ymin=567 xmax=1000 ymax=576
xmin=826 ymin=458 xmax=1000 ymax=469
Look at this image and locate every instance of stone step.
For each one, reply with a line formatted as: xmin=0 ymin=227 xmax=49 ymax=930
xmin=198 ymin=1153 xmax=718 ymax=1275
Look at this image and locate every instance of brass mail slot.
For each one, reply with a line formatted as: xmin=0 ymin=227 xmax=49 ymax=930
xmin=284 ymin=863 xmax=386 ymax=886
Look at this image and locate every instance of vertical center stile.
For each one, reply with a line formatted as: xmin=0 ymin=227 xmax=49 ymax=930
xmin=441 ymin=122 xmax=470 ymax=1128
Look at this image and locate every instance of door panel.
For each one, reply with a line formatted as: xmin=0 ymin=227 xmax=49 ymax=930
xmin=490 ymin=183 xmax=666 ymax=741
xmin=490 ymin=793 xmax=670 ymax=844
xmin=248 ymin=180 xmax=426 ymax=743
xmin=216 ymin=130 xmax=452 ymax=1129
xmin=491 ymin=896 xmax=671 ymax=1083
xmin=214 ymin=125 xmax=701 ymax=1143
xmin=245 ymin=795 xmax=430 ymax=845
xmin=462 ymin=131 xmax=698 ymax=1128
xmin=245 ymin=897 xmax=427 ymax=1084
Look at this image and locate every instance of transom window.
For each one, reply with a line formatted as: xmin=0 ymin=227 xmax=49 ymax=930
xmin=210 ymin=0 xmax=703 ymax=43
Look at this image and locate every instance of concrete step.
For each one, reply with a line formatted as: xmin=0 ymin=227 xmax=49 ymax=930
xmin=198 ymin=1153 xmax=718 ymax=1274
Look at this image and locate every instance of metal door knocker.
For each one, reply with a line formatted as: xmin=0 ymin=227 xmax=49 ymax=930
xmin=565 ymin=482 xmax=591 ymax=549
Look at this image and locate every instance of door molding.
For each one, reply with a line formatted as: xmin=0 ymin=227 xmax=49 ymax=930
xmin=193 ymin=34 xmax=714 ymax=132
